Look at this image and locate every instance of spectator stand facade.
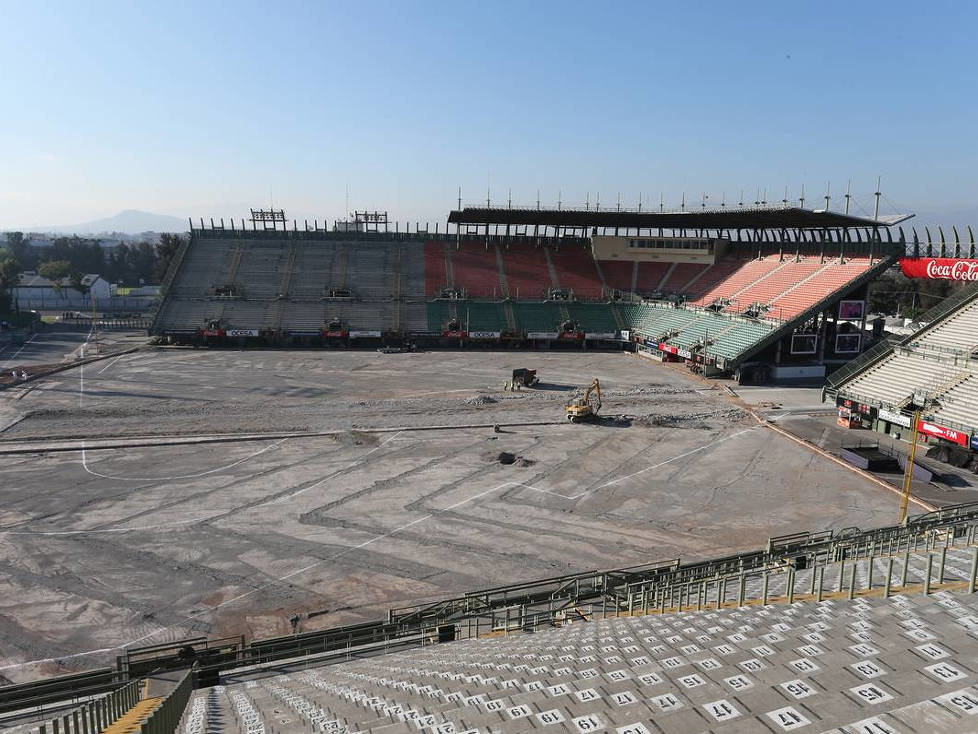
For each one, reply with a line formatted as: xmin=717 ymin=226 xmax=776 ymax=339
xmin=824 ymin=281 xmax=978 ymax=467
xmin=152 ymin=207 xmax=909 ymax=382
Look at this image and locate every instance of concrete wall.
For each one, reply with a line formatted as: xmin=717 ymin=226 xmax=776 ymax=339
xmin=591 ymin=235 xmax=721 ymax=264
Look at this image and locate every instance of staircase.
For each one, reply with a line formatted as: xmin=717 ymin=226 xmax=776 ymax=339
xmin=225 ymin=246 xmax=243 ymax=286
xmin=493 ymin=244 xmax=510 ymax=298
xmin=558 ymin=303 xmax=571 ymax=322
xmin=728 ymin=259 xmax=791 ymax=300
xmin=334 ymin=248 xmax=350 ymax=290
xmin=592 ymin=257 xmax=611 ymax=298
xmin=655 ymin=262 xmax=674 ymax=291
xmin=504 ymin=303 xmax=517 ymax=330
xmin=393 ymin=246 xmax=402 ymax=332
xmin=443 ymin=242 xmax=455 ymax=289
xmin=268 ymin=245 xmax=297 ymax=331
xmin=764 ymin=259 xmax=833 ymax=304
xmin=543 ymin=248 xmax=561 ymax=290
xmin=610 ymin=304 xmax=626 ymax=331
xmin=899 ymin=370 xmax=972 ymax=408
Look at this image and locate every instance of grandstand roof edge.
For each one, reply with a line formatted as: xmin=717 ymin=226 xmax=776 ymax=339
xmin=448 ymin=206 xmax=913 ymax=230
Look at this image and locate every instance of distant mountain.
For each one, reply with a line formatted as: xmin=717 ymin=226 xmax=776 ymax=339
xmin=21 ymin=210 xmax=189 ymax=235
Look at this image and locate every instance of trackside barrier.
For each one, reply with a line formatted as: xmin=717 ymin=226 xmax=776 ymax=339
xmin=36 ymin=677 xmax=142 ymax=734
xmin=138 ymin=669 xmax=193 ymax=734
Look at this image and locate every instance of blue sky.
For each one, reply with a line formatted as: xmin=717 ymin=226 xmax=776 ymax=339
xmin=1 ymin=0 xmax=976 ymax=228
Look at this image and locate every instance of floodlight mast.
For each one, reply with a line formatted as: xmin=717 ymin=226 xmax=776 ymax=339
xmin=249 ymin=208 xmax=287 ymax=231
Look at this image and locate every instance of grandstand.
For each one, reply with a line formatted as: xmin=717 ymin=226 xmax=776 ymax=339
xmin=13 ymin=501 xmax=978 ymax=734
xmin=825 ymin=281 xmax=978 ymax=445
xmin=152 ymin=205 xmax=907 ymax=381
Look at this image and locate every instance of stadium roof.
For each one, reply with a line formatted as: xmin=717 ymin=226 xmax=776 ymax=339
xmin=448 ymin=205 xmax=914 ymax=230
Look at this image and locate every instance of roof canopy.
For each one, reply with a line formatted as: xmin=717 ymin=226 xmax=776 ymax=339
xmin=448 ymin=206 xmax=913 ymax=230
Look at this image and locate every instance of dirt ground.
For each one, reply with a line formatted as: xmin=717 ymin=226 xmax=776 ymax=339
xmin=0 ymin=348 xmax=902 ymax=682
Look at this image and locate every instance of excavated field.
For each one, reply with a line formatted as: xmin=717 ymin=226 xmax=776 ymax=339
xmin=0 ymin=348 xmax=900 ymax=682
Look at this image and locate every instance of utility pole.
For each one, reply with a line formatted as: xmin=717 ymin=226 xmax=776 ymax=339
xmin=799 ymin=184 xmax=806 ymax=210
xmin=899 ymin=408 xmax=922 ymax=524
xmin=824 ymin=182 xmax=831 ymax=212
xmin=844 ymin=179 xmax=852 ymax=215
xmin=91 ymin=290 xmax=100 ymax=355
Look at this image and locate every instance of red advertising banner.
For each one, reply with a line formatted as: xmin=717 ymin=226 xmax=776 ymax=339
xmin=899 ymin=258 xmax=978 ymax=281
xmin=658 ymin=343 xmax=678 ymax=355
xmin=917 ymin=419 xmax=970 ymax=447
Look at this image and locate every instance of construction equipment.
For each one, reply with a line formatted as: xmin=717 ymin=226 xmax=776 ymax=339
xmin=511 ymin=368 xmax=539 ymax=389
xmin=566 ymin=378 xmax=601 ymax=422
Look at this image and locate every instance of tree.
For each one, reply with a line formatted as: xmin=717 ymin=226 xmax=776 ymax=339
xmin=154 ymin=234 xmax=184 ymax=283
xmin=2 ymin=232 xmax=34 ymax=270
xmin=38 ymin=260 xmax=72 ymax=295
xmin=0 ymin=254 xmax=17 ymax=313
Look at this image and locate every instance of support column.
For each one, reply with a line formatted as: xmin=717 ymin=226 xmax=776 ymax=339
xmin=787 ymin=568 xmax=795 ymax=604
xmin=762 ymin=572 xmax=769 ymax=605
xmin=938 ymin=546 xmax=947 ymax=585
xmin=848 ymin=563 xmax=857 ymax=600
xmin=816 ymin=567 xmax=824 ymax=602
xmin=885 ymin=558 xmax=894 ymax=598
xmin=924 ymin=554 xmax=933 ymax=595
xmin=902 ymin=551 xmax=910 ymax=587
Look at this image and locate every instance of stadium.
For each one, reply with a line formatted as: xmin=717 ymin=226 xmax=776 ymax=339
xmin=5 ymin=201 xmax=978 ymax=734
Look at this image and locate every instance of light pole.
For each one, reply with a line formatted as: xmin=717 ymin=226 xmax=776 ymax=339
xmin=899 ymin=397 xmax=940 ymax=524
xmin=898 ymin=408 xmax=922 ymax=524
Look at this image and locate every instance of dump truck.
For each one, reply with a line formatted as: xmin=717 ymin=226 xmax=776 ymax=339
xmin=511 ymin=368 xmax=539 ymax=389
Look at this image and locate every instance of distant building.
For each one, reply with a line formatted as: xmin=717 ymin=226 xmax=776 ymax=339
xmin=12 ymin=271 xmax=111 ymax=309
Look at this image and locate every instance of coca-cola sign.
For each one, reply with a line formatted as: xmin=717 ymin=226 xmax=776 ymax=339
xmin=900 ymin=258 xmax=978 ymax=281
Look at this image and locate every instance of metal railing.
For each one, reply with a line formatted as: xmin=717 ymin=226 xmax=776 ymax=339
xmin=36 ymin=677 xmax=142 ymax=734
xmin=138 ymin=669 xmax=193 ymax=734
xmin=823 ymin=339 xmax=895 ymax=391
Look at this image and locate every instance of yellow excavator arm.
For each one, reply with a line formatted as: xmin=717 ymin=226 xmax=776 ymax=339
xmin=566 ymin=378 xmax=601 ymax=422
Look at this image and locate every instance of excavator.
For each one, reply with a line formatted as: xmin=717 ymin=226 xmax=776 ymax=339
xmin=565 ymin=378 xmax=601 ymax=422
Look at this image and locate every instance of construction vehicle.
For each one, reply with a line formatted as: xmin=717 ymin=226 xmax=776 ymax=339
xmin=511 ymin=368 xmax=539 ymax=389
xmin=565 ymin=378 xmax=601 ymax=422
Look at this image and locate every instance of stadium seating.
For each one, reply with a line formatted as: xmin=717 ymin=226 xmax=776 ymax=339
xmin=426 ymin=301 xmax=454 ymax=332
xmin=658 ymin=263 xmax=709 ymax=293
xmin=683 ymin=258 xmax=749 ymax=301
xmin=839 ymin=349 xmax=965 ymax=408
xmin=566 ymin=303 xmax=619 ymax=333
xmin=464 ymin=302 xmax=508 ymax=332
xmin=690 ymin=257 xmax=784 ymax=307
xmin=156 ymin=234 xmax=880 ymax=371
xmin=450 ymin=243 xmax=502 ymax=298
xmin=501 ymin=245 xmax=552 ymax=300
xmin=512 ymin=302 xmax=562 ymax=332
xmin=727 ymin=256 xmax=825 ymax=313
xmin=913 ymin=299 xmax=978 ymax=354
xmin=831 ymin=285 xmax=978 ymax=435
xmin=598 ymin=260 xmax=636 ymax=293
xmin=768 ymin=257 xmax=874 ymax=321
xmin=195 ymin=541 xmax=978 ymax=734
xmin=424 ymin=242 xmax=449 ymax=296
xmin=548 ymin=246 xmax=604 ymax=299
xmin=634 ymin=261 xmax=671 ymax=293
